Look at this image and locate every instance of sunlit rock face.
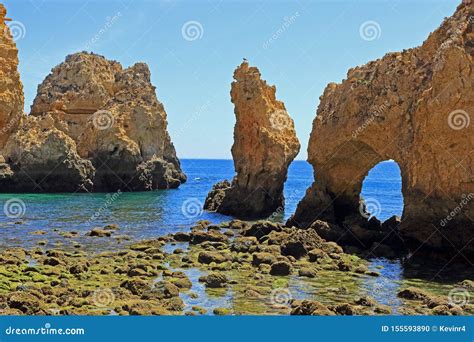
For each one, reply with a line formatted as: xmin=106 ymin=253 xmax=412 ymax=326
xmin=0 ymin=4 xmax=24 ymax=150
xmin=0 ymin=51 xmax=186 ymax=192
xmin=289 ymin=1 xmax=474 ymax=255
xmin=205 ymin=62 xmax=300 ymax=218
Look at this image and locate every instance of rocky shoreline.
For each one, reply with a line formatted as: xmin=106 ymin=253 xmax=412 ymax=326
xmin=1 ymin=220 xmax=472 ymax=316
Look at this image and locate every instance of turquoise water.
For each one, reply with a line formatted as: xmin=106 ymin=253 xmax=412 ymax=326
xmin=0 ymin=159 xmax=403 ymax=251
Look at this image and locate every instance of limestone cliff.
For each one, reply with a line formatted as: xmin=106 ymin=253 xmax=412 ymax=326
xmin=289 ymin=1 xmax=474 ymax=254
xmin=25 ymin=52 xmax=186 ymax=191
xmin=205 ymin=62 xmax=300 ymax=218
xmin=0 ymin=4 xmax=23 ymax=149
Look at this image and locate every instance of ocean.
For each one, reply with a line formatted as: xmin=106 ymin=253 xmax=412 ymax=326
xmin=0 ymin=159 xmax=403 ymax=251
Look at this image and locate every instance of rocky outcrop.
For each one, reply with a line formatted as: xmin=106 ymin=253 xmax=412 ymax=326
xmin=30 ymin=52 xmax=186 ymax=191
xmin=204 ymin=62 xmax=300 ymax=218
xmin=0 ymin=114 xmax=94 ymax=192
xmin=0 ymin=4 xmax=23 ymax=149
xmin=289 ymin=2 xmax=473 ymax=254
xmin=0 ymin=50 xmax=185 ymax=192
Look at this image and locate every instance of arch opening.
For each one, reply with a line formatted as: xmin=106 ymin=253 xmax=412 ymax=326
xmin=360 ymin=160 xmax=404 ymax=222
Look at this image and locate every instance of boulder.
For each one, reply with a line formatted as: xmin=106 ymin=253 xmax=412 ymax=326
xmin=198 ymin=251 xmax=229 ymax=264
xmin=397 ymin=287 xmax=430 ymax=301
xmin=270 ymin=261 xmax=291 ymax=276
xmin=290 ymin=300 xmax=334 ymax=316
xmin=205 ymin=273 xmax=228 ymax=288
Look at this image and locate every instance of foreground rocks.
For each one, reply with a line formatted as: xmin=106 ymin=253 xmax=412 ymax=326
xmin=289 ymin=2 xmax=474 ymax=254
xmin=204 ymin=61 xmax=300 ymax=218
xmin=0 ymin=219 xmax=473 ymax=315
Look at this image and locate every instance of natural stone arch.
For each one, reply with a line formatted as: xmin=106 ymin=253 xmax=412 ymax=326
xmin=289 ymin=2 xmax=473 ymax=255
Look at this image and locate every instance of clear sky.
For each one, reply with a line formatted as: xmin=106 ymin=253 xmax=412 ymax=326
xmin=4 ymin=0 xmax=458 ymax=159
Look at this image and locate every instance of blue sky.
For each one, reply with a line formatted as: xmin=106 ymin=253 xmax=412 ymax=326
xmin=4 ymin=0 xmax=458 ymax=159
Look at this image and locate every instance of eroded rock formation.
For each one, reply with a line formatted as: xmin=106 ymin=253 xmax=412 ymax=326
xmin=1 ymin=114 xmax=95 ymax=192
xmin=204 ymin=62 xmax=300 ymax=218
xmin=289 ymin=1 xmax=474 ymax=254
xmin=0 ymin=4 xmax=23 ymax=149
xmin=0 ymin=50 xmax=186 ymax=192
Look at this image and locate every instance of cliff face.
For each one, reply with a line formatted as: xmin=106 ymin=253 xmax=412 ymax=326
xmin=0 ymin=4 xmax=23 ymax=149
xmin=289 ymin=1 xmax=474 ymax=254
xmin=0 ymin=52 xmax=186 ymax=192
xmin=205 ymin=62 xmax=300 ymax=218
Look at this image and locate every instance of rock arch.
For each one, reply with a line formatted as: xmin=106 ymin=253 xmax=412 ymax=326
xmin=289 ymin=1 xmax=473 ymax=255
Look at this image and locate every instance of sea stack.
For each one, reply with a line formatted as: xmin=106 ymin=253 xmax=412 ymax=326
xmin=289 ymin=1 xmax=473 ymax=255
xmin=204 ymin=61 xmax=300 ymax=218
xmin=0 ymin=4 xmax=24 ymax=149
xmin=0 ymin=5 xmax=92 ymax=192
xmin=0 ymin=51 xmax=186 ymax=192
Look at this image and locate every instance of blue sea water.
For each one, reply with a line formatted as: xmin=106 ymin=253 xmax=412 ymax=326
xmin=0 ymin=159 xmax=403 ymax=251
